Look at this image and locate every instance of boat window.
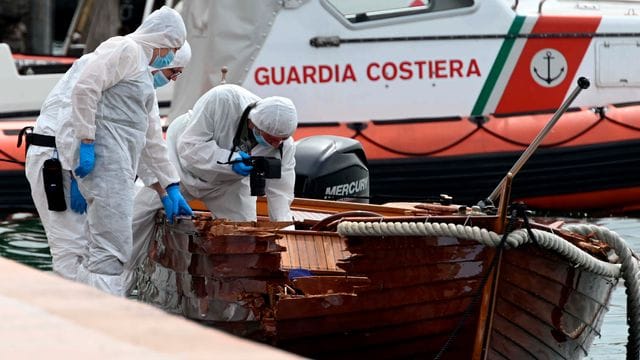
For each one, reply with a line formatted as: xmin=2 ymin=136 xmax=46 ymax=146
xmin=324 ymin=0 xmax=475 ymax=23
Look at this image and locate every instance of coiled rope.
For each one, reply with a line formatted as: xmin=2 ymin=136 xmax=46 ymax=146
xmin=337 ymin=221 xmax=640 ymax=359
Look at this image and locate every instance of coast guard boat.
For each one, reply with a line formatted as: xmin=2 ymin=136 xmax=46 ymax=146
xmin=3 ymin=0 xmax=640 ymax=214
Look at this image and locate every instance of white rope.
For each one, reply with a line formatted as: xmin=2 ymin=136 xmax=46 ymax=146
xmin=337 ymin=221 xmax=620 ymax=276
xmin=337 ymin=220 xmax=640 ymax=359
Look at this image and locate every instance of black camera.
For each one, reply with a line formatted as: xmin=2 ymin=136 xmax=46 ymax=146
xmin=245 ymin=156 xmax=281 ymax=196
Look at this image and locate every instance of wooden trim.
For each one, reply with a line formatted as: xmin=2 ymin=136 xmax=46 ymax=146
xmin=472 ymin=174 xmax=512 ymax=359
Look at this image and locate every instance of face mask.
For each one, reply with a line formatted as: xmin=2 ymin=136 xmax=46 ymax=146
xmin=252 ymin=128 xmax=271 ymax=147
xmin=151 ymin=49 xmax=175 ymax=69
xmin=153 ymin=71 xmax=170 ymax=88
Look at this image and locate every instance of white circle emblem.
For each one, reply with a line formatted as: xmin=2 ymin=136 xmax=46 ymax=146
xmin=530 ymin=48 xmax=567 ymax=88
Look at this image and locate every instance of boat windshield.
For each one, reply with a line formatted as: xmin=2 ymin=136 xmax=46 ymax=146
xmin=325 ymin=0 xmax=475 ymax=23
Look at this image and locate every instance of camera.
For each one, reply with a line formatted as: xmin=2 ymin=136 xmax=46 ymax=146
xmin=245 ymin=156 xmax=281 ymax=196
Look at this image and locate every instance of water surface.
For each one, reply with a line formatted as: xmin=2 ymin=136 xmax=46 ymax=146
xmin=0 ymin=214 xmax=51 ymax=271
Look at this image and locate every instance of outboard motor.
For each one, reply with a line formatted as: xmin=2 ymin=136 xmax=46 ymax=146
xmin=294 ymin=135 xmax=369 ymax=203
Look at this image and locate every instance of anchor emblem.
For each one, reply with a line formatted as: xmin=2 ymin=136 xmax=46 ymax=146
xmin=530 ymin=48 xmax=567 ymax=88
xmin=534 ymin=51 xmax=565 ymax=84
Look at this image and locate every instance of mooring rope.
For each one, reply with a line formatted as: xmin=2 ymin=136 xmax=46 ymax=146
xmin=337 ymin=221 xmax=640 ymax=359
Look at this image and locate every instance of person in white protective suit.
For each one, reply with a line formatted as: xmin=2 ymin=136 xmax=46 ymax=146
xmin=23 ymin=40 xmax=191 ymax=282
xmin=124 ymin=84 xmax=298 ymax=295
xmin=174 ymin=84 xmax=298 ymax=221
xmin=133 ymin=39 xmax=192 ymax=198
xmin=120 ymin=41 xmax=192 ymax=293
xmin=58 ymin=41 xmax=193 ymax=294
xmin=24 ymin=6 xmax=192 ymax=296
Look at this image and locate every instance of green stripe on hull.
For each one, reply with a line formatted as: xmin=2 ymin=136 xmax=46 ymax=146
xmin=471 ymin=16 xmax=525 ymax=116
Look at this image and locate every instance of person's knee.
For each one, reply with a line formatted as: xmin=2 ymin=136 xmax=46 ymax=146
xmin=52 ymin=254 xmax=82 ymax=280
xmin=86 ymin=257 xmax=125 ymax=276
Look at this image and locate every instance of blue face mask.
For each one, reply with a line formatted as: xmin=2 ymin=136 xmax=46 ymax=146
xmin=252 ymin=128 xmax=271 ymax=147
xmin=151 ymin=49 xmax=175 ymax=69
xmin=153 ymin=71 xmax=170 ymax=88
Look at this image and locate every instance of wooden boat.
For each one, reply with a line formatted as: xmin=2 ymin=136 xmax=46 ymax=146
xmin=136 ymin=193 xmax=635 ymax=359
xmin=137 ymin=84 xmax=640 ymax=358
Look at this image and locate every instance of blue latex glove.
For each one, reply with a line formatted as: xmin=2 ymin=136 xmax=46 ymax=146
xmin=165 ymin=183 xmax=193 ymax=224
xmin=231 ymin=151 xmax=253 ymax=176
xmin=74 ymin=142 xmax=95 ymax=178
xmin=69 ymin=177 xmax=87 ymax=214
xmin=160 ymin=194 xmax=175 ymax=224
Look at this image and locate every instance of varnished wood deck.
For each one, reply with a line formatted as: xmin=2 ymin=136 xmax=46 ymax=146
xmin=277 ymin=232 xmax=348 ymax=272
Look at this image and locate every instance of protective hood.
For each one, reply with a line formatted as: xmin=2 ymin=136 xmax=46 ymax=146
xmin=250 ymin=96 xmax=298 ymax=138
xmin=127 ymin=6 xmax=186 ymax=52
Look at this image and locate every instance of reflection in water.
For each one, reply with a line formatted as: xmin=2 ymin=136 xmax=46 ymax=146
xmin=0 ymin=214 xmax=51 ymax=271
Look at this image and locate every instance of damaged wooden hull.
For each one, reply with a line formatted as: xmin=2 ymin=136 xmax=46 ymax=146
xmin=137 ymin=199 xmax=617 ymax=359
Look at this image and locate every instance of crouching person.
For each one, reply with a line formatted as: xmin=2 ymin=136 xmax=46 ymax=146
xmin=124 ymin=84 xmax=298 ymax=294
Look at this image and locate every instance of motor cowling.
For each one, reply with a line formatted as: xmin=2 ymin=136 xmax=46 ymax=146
xmin=294 ymin=135 xmax=369 ymax=203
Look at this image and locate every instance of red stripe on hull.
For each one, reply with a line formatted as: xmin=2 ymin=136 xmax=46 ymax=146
xmin=292 ymin=104 xmax=640 ymax=161
xmin=496 ymin=16 xmax=601 ymax=114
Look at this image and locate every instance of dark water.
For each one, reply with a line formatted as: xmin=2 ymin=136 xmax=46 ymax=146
xmin=0 ymin=213 xmax=52 ymax=271
xmin=0 ymin=212 xmax=637 ymax=358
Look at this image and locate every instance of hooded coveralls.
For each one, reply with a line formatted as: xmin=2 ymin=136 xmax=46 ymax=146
xmin=119 ymin=41 xmax=193 ymax=293
xmin=174 ymin=84 xmax=297 ymax=221
xmin=24 ymin=6 xmax=186 ymax=295
xmin=124 ymin=84 xmax=297 ymax=294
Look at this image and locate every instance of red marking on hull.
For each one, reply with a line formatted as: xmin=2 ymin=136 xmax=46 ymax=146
xmin=496 ymin=16 xmax=601 ymax=114
xmin=519 ymin=186 xmax=640 ymax=213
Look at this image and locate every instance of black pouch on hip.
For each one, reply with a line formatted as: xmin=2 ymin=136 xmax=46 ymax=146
xmin=42 ymin=158 xmax=67 ymax=211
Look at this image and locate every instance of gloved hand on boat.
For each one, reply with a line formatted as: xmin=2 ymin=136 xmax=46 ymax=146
xmin=69 ymin=177 xmax=87 ymax=214
xmin=160 ymin=193 xmax=175 ymax=223
xmin=74 ymin=141 xmax=95 ymax=178
xmin=164 ymin=183 xmax=193 ymax=224
xmin=231 ymin=151 xmax=253 ymax=176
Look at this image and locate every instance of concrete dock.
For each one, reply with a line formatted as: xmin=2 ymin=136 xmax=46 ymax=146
xmin=0 ymin=257 xmax=300 ymax=359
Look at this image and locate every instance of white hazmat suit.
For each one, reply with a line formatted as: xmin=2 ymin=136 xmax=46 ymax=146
xmin=135 ymin=39 xmax=192 ymax=184
xmin=125 ymin=84 xmax=297 ymax=295
xmin=25 ymin=6 xmax=186 ymax=296
xmin=176 ymin=85 xmax=297 ymax=221
xmin=120 ymin=41 xmax=193 ymax=294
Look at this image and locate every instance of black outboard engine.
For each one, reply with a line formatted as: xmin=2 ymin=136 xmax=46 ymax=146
xmin=294 ymin=135 xmax=369 ymax=203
